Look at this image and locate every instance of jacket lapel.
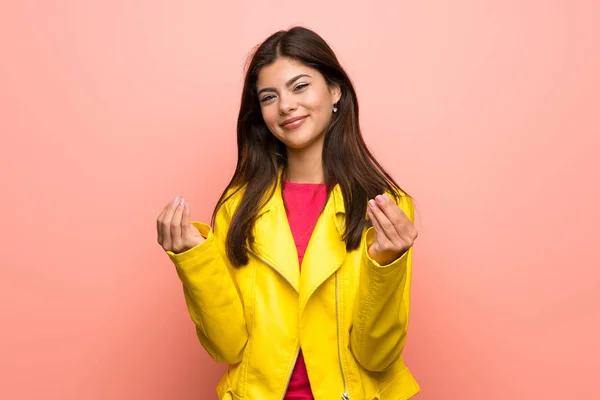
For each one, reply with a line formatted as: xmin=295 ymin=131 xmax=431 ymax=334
xmin=252 ymin=179 xmax=349 ymax=308
xmin=298 ymin=185 xmax=347 ymax=316
xmin=252 ymin=179 xmax=300 ymax=292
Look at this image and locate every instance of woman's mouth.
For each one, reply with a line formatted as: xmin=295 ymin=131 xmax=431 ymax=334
xmin=281 ymin=116 xmax=307 ymax=130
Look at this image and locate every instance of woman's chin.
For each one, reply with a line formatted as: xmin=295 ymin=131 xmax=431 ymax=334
xmin=279 ymin=131 xmax=324 ymax=152
xmin=282 ymin=138 xmax=318 ymax=151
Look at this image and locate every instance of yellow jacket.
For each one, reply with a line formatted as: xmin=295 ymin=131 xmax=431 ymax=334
xmin=167 ymin=182 xmax=420 ymax=400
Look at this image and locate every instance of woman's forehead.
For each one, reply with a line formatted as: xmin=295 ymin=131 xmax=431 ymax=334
xmin=257 ymin=58 xmax=320 ymax=87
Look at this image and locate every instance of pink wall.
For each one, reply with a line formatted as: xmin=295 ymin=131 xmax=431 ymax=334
xmin=1 ymin=1 xmax=598 ymax=399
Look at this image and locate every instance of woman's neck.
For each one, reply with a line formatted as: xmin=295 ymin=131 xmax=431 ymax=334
xmin=284 ymin=141 xmax=324 ymax=184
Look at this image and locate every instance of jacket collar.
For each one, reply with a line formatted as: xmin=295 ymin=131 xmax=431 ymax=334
xmin=251 ymin=170 xmax=348 ymax=315
xmin=259 ymin=168 xmax=346 ymax=217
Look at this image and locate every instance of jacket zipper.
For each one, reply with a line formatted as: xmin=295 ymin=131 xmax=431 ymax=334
xmin=336 ymin=271 xmax=350 ymax=399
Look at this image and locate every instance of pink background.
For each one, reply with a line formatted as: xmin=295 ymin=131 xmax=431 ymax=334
xmin=1 ymin=1 xmax=598 ymax=399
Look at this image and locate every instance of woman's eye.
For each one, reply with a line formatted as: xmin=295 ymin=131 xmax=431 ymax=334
xmin=260 ymin=95 xmax=275 ymax=103
xmin=294 ymin=83 xmax=309 ymax=91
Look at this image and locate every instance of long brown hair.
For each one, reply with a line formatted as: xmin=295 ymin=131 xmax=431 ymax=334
xmin=212 ymin=26 xmax=407 ymax=268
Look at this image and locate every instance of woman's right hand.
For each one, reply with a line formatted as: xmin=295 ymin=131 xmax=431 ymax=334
xmin=157 ymin=196 xmax=205 ymax=254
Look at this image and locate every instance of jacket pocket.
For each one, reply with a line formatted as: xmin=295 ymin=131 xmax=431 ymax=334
xmin=372 ymin=366 xmax=420 ymax=400
xmin=217 ymin=368 xmax=245 ymax=400
xmin=220 ymin=388 xmax=244 ymax=400
xmin=221 ymin=391 xmax=233 ymax=400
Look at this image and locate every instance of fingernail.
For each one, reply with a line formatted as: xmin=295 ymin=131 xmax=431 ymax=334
xmin=172 ymin=196 xmax=179 ymax=204
xmin=369 ymin=199 xmax=376 ymax=208
xmin=180 ymin=197 xmax=186 ymax=205
xmin=376 ymin=195 xmax=384 ymax=204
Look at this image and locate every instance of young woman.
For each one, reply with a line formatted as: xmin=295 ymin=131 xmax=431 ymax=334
xmin=157 ymin=27 xmax=419 ymax=400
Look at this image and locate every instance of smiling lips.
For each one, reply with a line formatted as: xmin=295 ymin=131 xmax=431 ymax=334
xmin=281 ymin=116 xmax=307 ymax=130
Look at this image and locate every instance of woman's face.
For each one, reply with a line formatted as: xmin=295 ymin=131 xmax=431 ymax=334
xmin=256 ymin=57 xmax=341 ymax=151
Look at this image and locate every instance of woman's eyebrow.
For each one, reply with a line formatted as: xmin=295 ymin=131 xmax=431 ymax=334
xmin=257 ymin=74 xmax=312 ymax=96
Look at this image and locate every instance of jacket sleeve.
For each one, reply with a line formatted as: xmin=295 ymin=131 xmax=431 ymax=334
xmin=165 ymin=199 xmax=248 ymax=364
xmin=350 ymin=193 xmax=415 ymax=372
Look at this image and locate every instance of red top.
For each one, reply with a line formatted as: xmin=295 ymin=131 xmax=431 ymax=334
xmin=282 ymin=181 xmax=328 ymax=400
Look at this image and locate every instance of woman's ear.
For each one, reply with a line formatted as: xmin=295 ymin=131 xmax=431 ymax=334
xmin=330 ymin=84 xmax=342 ymax=104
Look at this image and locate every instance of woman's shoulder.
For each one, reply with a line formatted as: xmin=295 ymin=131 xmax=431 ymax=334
xmin=218 ymin=185 xmax=246 ymax=214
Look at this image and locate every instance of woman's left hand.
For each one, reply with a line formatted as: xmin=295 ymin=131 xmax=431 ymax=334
xmin=366 ymin=194 xmax=418 ymax=266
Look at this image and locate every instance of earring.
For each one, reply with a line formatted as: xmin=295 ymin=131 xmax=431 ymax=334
xmin=333 ymin=104 xmax=338 ymax=113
